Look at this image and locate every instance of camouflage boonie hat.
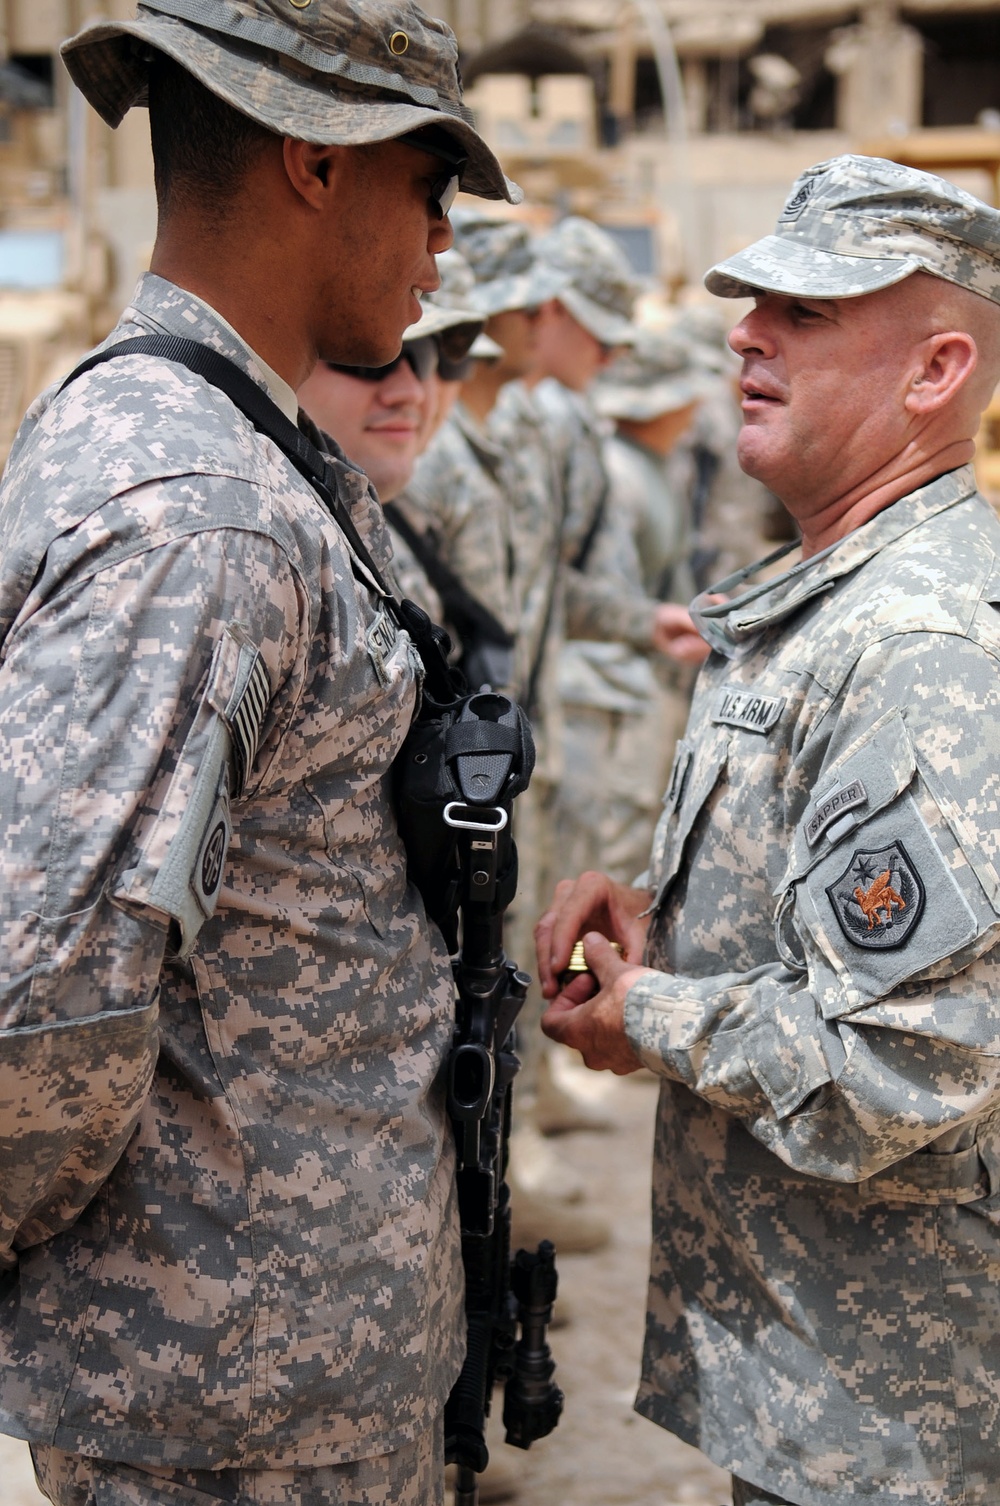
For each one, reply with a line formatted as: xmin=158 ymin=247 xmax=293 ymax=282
xmin=451 ymin=210 xmax=565 ymax=317
xmin=60 ymin=0 xmax=520 ymax=202
xmin=593 ymin=325 xmax=714 ymax=422
xmin=403 ymin=247 xmax=484 ymax=341
xmin=705 ymin=154 xmax=1000 ymax=304
xmin=536 ymin=216 xmax=639 ymax=346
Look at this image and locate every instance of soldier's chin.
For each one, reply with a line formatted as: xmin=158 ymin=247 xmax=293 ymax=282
xmin=735 ymin=427 xmax=777 ymax=484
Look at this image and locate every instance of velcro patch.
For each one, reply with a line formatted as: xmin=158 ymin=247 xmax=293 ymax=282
xmin=805 ymin=779 xmax=868 ymax=847
xmin=779 ymin=175 xmax=817 ymax=221
xmin=192 ymin=791 xmax=232 ymax=920
xmin=226 ymin=647 xmax=270 ymax=799
xmin=713 ymin=685 xmax=784 ymax=735
xmin=825 ymin=841 xmax=924 ymax=951
xmin=367 ymin=603 xmax=399 ymax=688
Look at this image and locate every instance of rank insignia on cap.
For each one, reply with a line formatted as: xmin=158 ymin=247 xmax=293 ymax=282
xmin=826 ymin=841 xmax=925 ymax=951
xmin=779 ymin=176 xmax=817 ymax=221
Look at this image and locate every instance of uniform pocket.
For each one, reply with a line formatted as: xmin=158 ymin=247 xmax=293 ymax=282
xmin=647 ymin=735 xmax=728 ymax=912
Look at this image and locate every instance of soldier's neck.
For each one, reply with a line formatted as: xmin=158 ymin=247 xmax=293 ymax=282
xmin=460 ymin=364 xmax=509 ymax=425
xmin=150 ymin=222 xmax=315 ymax=393
xmin=791 ymin=439 xmax=975 ymax=558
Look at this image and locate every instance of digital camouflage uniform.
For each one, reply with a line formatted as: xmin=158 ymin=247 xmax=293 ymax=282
xmin=407 ymin=402 xmax=518 ymax=654
xmin=623 ymin=156 xmax=1000 ymax=1505
xmin=0 ymin=273 xmax=464 ymax=1476
xmin=0 ymin=0 xmax=521 ymax=1494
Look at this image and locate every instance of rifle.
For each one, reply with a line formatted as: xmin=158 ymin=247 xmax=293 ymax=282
xmin=392 ymin=637 xmax=564 ymax=1506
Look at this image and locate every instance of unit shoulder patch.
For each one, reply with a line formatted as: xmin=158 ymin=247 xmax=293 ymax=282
xmin=825 ymin=841 xmax=925 ymax=951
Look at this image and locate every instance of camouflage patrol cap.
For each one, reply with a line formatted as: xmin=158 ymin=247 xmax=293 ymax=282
xmin=705 ymin=154 xmax=1000 ymax=303
xmin=535 ymin=216 xmax=639 ymax=346
xmin=593 ymin=325 xmax=714 ymax=423
xmin=60 ymin=0 xmax=520 ymax=203
xmin=450 ymin=210 xmax=565 ymax=317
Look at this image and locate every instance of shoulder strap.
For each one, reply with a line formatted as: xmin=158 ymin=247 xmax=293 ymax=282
xmin=62 ymin=333 xmax=395 ymax=603
xmin=383 ymin=501 xmax=514 ymax=651
xmin=570 ymin=472 xmax=609 ymax=573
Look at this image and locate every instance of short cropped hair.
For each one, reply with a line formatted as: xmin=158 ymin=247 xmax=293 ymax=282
xmin=147 ymin=52 xmax=276 ymax=218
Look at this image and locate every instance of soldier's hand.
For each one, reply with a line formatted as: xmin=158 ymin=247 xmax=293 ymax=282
xmin=650 ymin=603 xmax=711 ymax=666
xmin=535 ymin=870 xmax=651 ymax=1000
xmin=540 ymin=933 xmax=647 ymax=1075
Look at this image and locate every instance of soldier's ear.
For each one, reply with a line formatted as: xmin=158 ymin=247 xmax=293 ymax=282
xmin=282 ymin=140 xmax=342 ymax=209
xmin=904 ymin=330 xmax=978 ymax=415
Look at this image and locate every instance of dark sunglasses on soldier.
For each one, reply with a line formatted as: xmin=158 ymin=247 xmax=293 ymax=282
xmin=396 ymin=128 xmax=467 ymax=219
xmin=327 ymin=335 xmax=438 ymax=385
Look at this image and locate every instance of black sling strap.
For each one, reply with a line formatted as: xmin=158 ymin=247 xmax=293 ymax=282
xmin=62 ymin=333 xmax=397 ymax=605
xmin=382 ymin=501 xmax=514 ymax=652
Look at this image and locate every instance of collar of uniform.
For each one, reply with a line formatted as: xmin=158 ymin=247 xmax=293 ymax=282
xmin=703 ymin=465 xmax=978 ymax=648
xmin=126 ymin=271 xmax=299 ymax=424
xmin=453 ymin=400 xmax=507 ymax=472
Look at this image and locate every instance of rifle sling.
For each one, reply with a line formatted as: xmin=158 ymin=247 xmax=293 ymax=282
xmin=61 ymin=333 xmax=399 ymax=610
xmin=383 ymin=501 xmax=514 ymax=651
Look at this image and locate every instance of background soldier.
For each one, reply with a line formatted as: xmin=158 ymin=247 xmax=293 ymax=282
xmin=554 ymin=325 xmax=712 ymax=888
xmin=537 ymin=155 xmax=1000 ymax=1506
xmin=0 ymin=3 xmax=519 ymax=1503
xmin=297 ymin=247 xmax=492 ymax=622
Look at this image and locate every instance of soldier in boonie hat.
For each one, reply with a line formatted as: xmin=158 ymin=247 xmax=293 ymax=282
xmin=534 ymin=215 xmax=640 ymax=348
xmin=705 ymin=152 xmax=1000 ymax=303
xmin=450 ymin=210 xmax=565 ymax=317
xmin=404 ymin=245 xmax=502 ymax=364
xmin=61 ymin=0 xmax=519 ymax=203
xmin=0 ymin=3 xmax=529 ymax=1503
xmin=593 ymin=325 xmax=715 ymax=424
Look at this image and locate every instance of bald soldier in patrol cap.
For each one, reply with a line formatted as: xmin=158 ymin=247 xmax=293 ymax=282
xmin=537 ymin=155 xmax=1000 ymax=1505
xmin=0 ymin=2 xmax=519 ymax=1503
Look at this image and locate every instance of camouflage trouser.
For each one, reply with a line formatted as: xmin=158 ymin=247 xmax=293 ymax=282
xmin=732 ymin=1476 xmax=795 ymax=1506
xmin=31 ymin=1422 xmax=444 ymax=1506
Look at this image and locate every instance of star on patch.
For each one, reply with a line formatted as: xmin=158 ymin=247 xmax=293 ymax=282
xmin=826 ymin=841 xmax=925 ymax=951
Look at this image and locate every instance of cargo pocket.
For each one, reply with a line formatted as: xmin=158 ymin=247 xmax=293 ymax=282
xmin=646 ymin=734 xmax=728 ymax=913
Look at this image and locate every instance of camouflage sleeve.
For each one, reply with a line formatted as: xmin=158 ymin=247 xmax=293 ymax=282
xmin=625 ymin=631 xmax=1000 ymax=1185
xmin=564 ymin=563 xmax=658 ymax=648
xmin=0 ymin=508 xmax=305 ymax=1261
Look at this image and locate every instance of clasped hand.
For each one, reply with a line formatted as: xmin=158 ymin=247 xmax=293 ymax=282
xmin=535 ymin=871 xmax=656 ymax=1076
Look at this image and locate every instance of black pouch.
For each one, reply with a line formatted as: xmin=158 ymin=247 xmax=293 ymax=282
xmin=394 ymin=601 xmax=534 ymax=952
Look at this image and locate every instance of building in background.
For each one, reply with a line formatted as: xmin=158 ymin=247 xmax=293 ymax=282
xmin=0 ymin=0 xmax=999 ymax=471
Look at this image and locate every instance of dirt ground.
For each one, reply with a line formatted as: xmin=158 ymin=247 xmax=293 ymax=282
xmin=0 ymin=1061 xmax=729 ymax=1506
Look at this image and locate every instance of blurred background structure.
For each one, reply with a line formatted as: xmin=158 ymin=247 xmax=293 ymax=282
xmin=3 ymin=0 xmax=1000 ymax=473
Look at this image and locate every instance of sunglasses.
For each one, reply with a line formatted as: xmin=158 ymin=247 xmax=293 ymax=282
xmin=396 ymin=128 xmax=467 ymax=220
xmin=327 ymin=335 xmax=439 ymax=385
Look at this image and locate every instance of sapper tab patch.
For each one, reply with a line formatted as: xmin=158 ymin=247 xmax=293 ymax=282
xmin=805 ymin=779 xmax=869 ymax=847
xmin=826 ymin=841 xmax=925 ymax=950
xmin=713 ymin=685 xmax=785 ymax=734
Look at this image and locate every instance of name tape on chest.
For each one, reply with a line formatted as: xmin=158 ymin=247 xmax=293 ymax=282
xmin=805 ymin=779 xmax=868 ymax=847
xmin=367 ymin=603 xmax=399 ymax=688
xmin=712 ymin=686 xmax=785 ymax=735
